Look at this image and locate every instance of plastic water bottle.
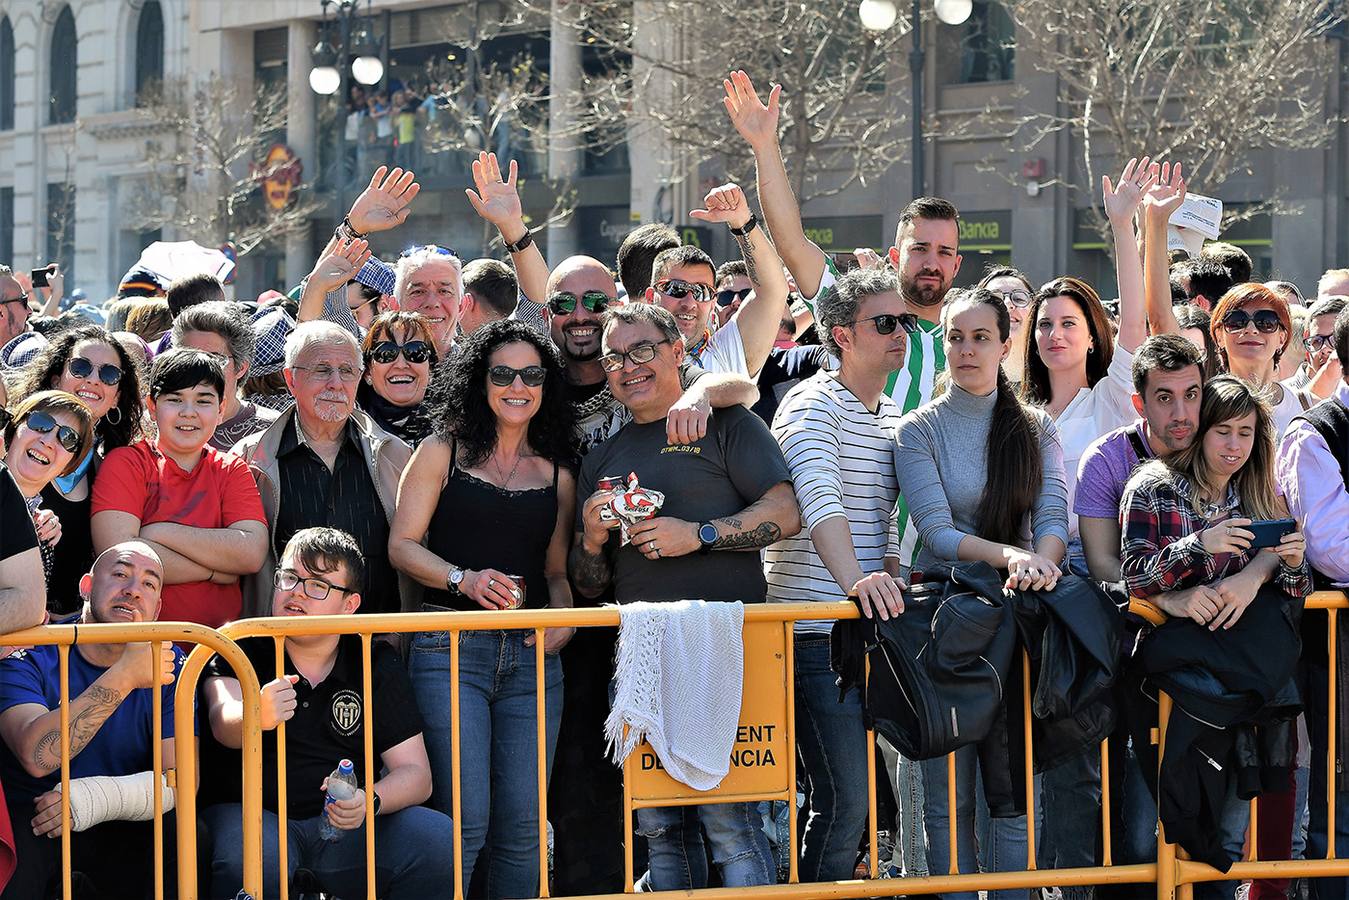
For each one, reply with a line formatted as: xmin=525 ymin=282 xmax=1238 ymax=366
xmin=319 ymin=759 xmax=357 ymax=841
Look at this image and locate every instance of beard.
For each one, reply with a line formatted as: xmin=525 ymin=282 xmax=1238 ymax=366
xmin=901 ymin=270 xmax=950 ymax=308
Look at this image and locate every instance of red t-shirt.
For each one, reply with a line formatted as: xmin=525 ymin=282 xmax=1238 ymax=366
xmin=91 ymin=441 xmax=266 ymax=628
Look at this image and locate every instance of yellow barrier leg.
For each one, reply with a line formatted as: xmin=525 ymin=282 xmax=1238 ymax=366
xmin=1157 ymin=692 xmax=1177 ymax=900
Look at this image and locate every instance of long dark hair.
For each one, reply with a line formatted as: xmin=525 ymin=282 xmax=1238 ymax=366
xmin=1021 ymin=276 xmax=1116 ymax=406
xmin=13 ymin=325 xmax=144 ymax=453
xmin=429 ymin=319 xmax=576 ymax=468
xmin=948 ymin=288 xmax=1044 ymax=546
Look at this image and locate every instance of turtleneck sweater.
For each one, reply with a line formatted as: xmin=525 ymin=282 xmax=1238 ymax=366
xmin=895 ymin=381 xmax=1069 ymax=575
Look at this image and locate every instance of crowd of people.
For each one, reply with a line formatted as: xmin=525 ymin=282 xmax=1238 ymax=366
xmin=0 ymin=69 xmax=1342 ymax=900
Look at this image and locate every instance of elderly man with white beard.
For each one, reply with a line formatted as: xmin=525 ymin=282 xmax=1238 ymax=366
xmin=232 ymin=320 xmax=413 ymax=618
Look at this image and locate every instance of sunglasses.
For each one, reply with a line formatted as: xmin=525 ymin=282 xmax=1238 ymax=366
xmin=655 ymin=279 xmax=714 ymax=304
xmin=599 ymin=340 xmax=670 ymax=373
xmin=274 ymin=568 xmax=354 ymax=602
xmin=488 ymin=365 xmax=547 ymax=387
xmin=1 ymin=293 xmax=29 ymax=309
xmin=548 ymin=290 xmax=610 ymax=316
xmin=716 ymin=287 xmax=752 ymax=308
xmin=1220 ymin=309 xmax=1283 ymax=334
xmin=23 ymin=410 xmax=82 ymax=454
xmin=995 ymin=289 xmax=1032 ymax=308
xmin=67 ymin=356 xmax=123 ymax=386
xmin=1305 ymin=334 xmax=1334 ymax=353
xmin=369 ymin=340 xmax=433 ymax=365
xmin=850 ymin=313 xmax=920 ymax=335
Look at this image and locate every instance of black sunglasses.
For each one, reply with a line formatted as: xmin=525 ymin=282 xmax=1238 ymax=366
xmin=1305 ymin=334 xmax=1334 ymax=353
xmin=547 ymin=290 xmax=610 ymax=316
xmin=488 ymin=365 xmax=547 ymax=387
xmin=599 ymin=340 xmax=671 ymax=373
xmin=67 ymin=356 xmax=123 ymax=386
xmin=850 ymin=313 xmax=920 ymax=335
xmin=1220 ymin=309 xmax=1283 ymax=334
xmin=1 ymin=293 xmax=29 ymax=308
xmin=716 ymin=287 xmax=752 ymax=308
xmin=24 ymin=410 xmax=82 ymax=454
xmin=655 ymin=279 xmax=714 ymax=304
xmin=369 ymin=340 xmax=433 ymax=365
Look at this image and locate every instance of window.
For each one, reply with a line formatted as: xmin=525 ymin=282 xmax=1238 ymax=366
xmin=0 ymin=188 xmax=12 ymax=267
xmin=937 ymin=1 xmax=1015 ymax=85
xmin=134 ymin=1 xmax=164 ymax=106
xmin=1 ymin=18 xmax=14 ymax=130
xmin=47 ymin=183 xmax=75 ymax=284
xmin=49 ymin=6 xmax=77 ymax=124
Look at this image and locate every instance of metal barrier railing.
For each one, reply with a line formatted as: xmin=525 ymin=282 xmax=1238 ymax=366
xmin=0 ymin=620 xmax=264 ymax=900
xmin=19 ymin=590 xmax=1346 ymax=900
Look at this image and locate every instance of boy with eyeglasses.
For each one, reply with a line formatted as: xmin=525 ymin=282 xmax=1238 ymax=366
xmin=91 ymin=348 xmax=267 ymax=628
xmin=201 ymin=527 xmax=454 ymax=900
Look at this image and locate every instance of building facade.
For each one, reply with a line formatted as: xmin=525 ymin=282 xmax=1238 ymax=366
xmin=0 ymin=0 xmax=1345 ymax=301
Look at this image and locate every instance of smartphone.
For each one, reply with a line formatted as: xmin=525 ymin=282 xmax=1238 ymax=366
xmin=29 ymin=266 xmax=52 ymax=288
xmin=1246 ymin=518 xmax=1296 ymax=550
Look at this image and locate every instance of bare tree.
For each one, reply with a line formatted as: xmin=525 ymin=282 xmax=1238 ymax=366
xmin=126 ymin=75 xmax=324 ymax=257
xmin=997 ymin=0 xmax=1344 ymax=234
xmin=540 ymin=0 xmax=916 ymax=206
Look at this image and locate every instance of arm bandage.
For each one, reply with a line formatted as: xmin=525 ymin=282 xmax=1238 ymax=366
xmin=53 ymin=771 xmax=176 ymax=832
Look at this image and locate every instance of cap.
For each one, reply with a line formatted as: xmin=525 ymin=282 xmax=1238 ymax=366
xmin=0 ymin=330 xmax=48 ymax=372
xmin=250 ymin=306 xmax=296 ymax=377
xmin=117 ymin=264 xmax=166 ymax=298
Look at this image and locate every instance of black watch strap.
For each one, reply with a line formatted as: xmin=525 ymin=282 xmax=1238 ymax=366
xmin=339 ymin=216 xmax=367 ymax=240
xmin=728 ymin=214 xmax=759 ymax=237
xmin=503 ymin=229 xmax=535 ymax=254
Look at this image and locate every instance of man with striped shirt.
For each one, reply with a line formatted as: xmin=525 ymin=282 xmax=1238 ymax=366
xmin=764 ymin=267 xmax=908 ymax=883
xmin=724 ymin=70 xmax=962 ymax=568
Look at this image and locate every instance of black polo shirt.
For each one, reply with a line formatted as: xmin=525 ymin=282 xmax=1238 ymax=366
xmin=205 ymin=634 xmax=423 ymax=819
xmin=273 ymin=418 xmax=398 ymax=615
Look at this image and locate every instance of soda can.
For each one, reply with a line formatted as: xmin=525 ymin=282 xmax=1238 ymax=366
xmin=504 ymin=575 xmax=526 ymax=609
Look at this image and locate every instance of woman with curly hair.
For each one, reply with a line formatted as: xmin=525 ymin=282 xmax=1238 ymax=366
xmin=11 ymin=325 xmax=143 ymax=609
xmin=389 ymin=318 xmax=577 ymax=899
xmin=357 ymin=310 xmax=437 ymax=445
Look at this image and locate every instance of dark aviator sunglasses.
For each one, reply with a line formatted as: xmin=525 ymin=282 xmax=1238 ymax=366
xmin=1220 ymin=309 xmax=1283 ymax=335
xmin=547 ymin=291 xmax=610 ymax=316
xmin=369 ymin=340 xmax=433 ymax=365
xmin=23 ymin=410 xmax=82 ymax=455
xmin=489 ymin=365 xmax=547 ymax=387
xmin=67 ymin=356 xmax=123 ymax=386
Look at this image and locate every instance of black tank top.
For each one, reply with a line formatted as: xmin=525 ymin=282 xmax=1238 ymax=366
xmin=423 ymin=449 xmax=560 ymax=612
xmin=40 ymin=481 xmax=94 ymax=616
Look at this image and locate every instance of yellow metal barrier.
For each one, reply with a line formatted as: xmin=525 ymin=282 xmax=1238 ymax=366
xmin=0 ymin=620 xmax=264 ymax=900
xmin=25 ymin=589 xmax=1341 ymax=900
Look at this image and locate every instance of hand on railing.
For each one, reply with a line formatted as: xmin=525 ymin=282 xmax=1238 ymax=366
xmin=260 ymin=674 xmax=300 ymax=731
xmin=1003 ymin=548 xmax=1062 ymax=592
xmin=112 ymin=641 xmax=177 ymax=691
xmin=850 ymin=571 xmax=905 ymax=621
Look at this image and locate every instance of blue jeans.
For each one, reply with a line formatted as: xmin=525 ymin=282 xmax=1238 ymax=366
xmin=1302 ymin=661 xmax=1349 ymax=900
xmin=1040 ymin=748 xmax=1101 ymax=900
xmin=635 ymin=800 xmax=776 ymax=889
xmin=1121 ymin=741 xmax=1159 ymax=864
xmin=204 ymin=803 xmax=454 ymax=899
xmin=410 ymin=628 xmax=563 ymax=899
xmin=880 ymin=737 xmax=930 ymax=876
xmin=794 ymin=635 xmax=869 ymax=881
xmin=922 ymin=745 xmax=1032 ymax=900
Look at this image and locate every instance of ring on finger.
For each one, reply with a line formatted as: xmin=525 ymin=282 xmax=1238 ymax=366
xmin=488 ymin=578 xmax=495 ymax=589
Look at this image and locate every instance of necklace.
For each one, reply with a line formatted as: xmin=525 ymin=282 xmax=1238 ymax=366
xmin=493 ymin=451 xmax=525 ymax=489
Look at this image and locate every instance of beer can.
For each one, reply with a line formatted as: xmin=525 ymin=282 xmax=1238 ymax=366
xmin=504 ymin=575 xmax=526 ymax=609
xmin=597 ymin=475 xmax=624 ymax=492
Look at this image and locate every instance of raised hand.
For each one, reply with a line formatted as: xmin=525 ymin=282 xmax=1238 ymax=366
xmin=1102 ymin=156 xmax=1158 ymax=225
xmin=723 ymin=70 xmax=782 ymax=151
xmin=689 ymin=183 xmax=752 ymax=230
xmin=464 ymin=152 xmax=525 ymax=234
xmin=1143 ymin=161 xmax=1187 ymax=219
xmin=347 ymin=166 xmax=420 ymax=235
xmin=308 ymin=237 xmax=372 ymax=294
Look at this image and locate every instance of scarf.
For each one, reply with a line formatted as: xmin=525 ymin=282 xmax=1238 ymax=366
xmin=358 ymin=382 xmax=432 ymax=446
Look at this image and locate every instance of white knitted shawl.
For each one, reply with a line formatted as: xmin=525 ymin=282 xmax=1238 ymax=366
xmin=604 ymin=600 xmax=745 ymax=791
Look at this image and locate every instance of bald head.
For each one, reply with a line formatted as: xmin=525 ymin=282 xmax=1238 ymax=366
xmin=84 ymin=541 xmax=165 ymax=624
xmin=547 ymin=256 xmax=615 ymax=297
xmin=547 ymin=256 xmax=620 ymax=365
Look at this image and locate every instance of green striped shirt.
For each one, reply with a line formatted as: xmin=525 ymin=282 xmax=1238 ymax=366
xmin=802 ymin=252 xmax=946 ymax=567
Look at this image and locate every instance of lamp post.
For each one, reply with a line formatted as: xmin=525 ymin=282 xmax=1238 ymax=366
xmin=860 ymin=0 xmax=972 ymax=198
xmin=310 ymin=0 xmax=384 ymax=221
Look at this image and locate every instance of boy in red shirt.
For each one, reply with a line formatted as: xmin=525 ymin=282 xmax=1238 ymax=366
xmin=92 ymin=348 xmax=268 ymax=627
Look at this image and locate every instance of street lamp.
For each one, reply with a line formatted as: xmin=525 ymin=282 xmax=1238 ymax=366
xmin=310 ymin=0 xmax=384 ymax=217
xmin=860 ymin=0 xmax=972 ymax=198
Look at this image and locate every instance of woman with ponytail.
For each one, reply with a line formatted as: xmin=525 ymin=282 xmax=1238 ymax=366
xmin=896 ymin=287 xmax=1069 ymax=900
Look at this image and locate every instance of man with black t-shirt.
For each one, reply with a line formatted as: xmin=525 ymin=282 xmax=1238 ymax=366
xmin=202 ymin=528 xmax=451 ymax=899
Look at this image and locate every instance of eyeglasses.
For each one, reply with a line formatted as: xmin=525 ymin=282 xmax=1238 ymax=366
xmin=369 ymin=340 xmax=433 ymax=365
xmin=66 ymin=357 xmax=123 ymax=386
xmin=849 ymin=313 xmax=920 ymax=335
xmin=400 ymin=244 xmax=459 ymax=261
xmin=1305 ymin=334 xmax=1334 ymax=353
xmin=599 ymin=340 xmax=671 ymax=373
xmin=292 ymin=364 xmax=362 ymax=382
xmin=1220 ymin=309 xmax=1283 ymax=334
xmin=0 ymin=293 xmax=29 ymax=309
xmin=23 ymin=410 xmax=82 ymax=455
xmin=548 ymin=290 xmax=611 ymax=316
xmin=654 ymin=279 xmax=714 ymax=304
xmin=716 ymin=287 xmax=752 ymax=308
xmin=274 ymin=568 xmax=354 ymax=601
xmin=488 ymin=364 xmax=547 ymax=387
xmin=995 ymin=289 xmax=1032 ymax=308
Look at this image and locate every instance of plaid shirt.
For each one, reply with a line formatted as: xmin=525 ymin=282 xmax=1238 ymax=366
xmin=1120 ymin=465 xmax=1312 ymax=599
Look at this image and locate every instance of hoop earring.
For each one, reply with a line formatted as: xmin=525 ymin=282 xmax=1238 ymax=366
xmin=104 ymin=406 xmax=123 ymax=426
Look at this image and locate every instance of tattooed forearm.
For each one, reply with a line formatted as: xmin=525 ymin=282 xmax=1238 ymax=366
xmin=734 ymin=231 xmax=762 ymax=288
xmin=713 ymin=522 xmax=783 ymax=551
xmin=31 ymin=684 xmax=125 ymax=771
xmin=569 ymin=543 xmax=614 ymax=598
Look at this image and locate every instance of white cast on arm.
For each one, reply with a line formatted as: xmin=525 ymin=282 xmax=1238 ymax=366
xmin=53 ymin=771 xmax=176 ymax=832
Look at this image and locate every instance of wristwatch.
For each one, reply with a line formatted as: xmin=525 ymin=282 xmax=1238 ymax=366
xmin=728 ymin=214 xmax=759 ymax=237
xmin=503 ymin=228 xmax=535 ymax=254
xmin=698 ymin=522 xmax=719 ymax=555
xmin=446 ymin=566 xmax=466 ymax=594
